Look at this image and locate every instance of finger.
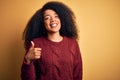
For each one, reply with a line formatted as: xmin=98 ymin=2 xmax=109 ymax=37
xmin=35 ymin=52 xmax=41 ymax=56
xmin=34 ymin=48 xmax=42 ymax=51
xmin=31 ymin=41 xmax=35 ymax=48
xmin=34 ymin=53 xmax=41 ymax=59
xmin=35 ymin=55 xmax=41 ymax=59
xmin=34 ymin=49 xmax=42 ymax=53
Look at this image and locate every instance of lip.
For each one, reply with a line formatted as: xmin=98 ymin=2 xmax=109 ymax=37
xmin=50 ymin=23 xmax=58 ymax=27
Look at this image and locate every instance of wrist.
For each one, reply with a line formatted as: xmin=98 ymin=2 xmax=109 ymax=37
xmin=25 ymin=56 xmax=32 ymax=64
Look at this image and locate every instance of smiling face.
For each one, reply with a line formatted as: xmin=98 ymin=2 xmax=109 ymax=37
xmin=43 ymin=9 xmax=61 ymax=34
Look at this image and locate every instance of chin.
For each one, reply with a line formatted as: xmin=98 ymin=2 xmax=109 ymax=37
xmin=48 ymin=30 xmax=60 ymax=33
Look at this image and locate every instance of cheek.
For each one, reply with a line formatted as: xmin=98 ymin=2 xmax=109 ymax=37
xmin=44 ymin=21 xmax=49 ymax=28
xmin=58 ymin=20 xmax=61 ymax=27
xmin=58 ymin=19 xmax=61 ymax=24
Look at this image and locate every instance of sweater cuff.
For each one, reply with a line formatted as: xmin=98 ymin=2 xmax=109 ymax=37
xmin=22 ymin=57 xmax=34 ymax=66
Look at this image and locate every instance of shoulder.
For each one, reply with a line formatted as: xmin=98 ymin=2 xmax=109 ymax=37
xmin=32 ymin=37 xmax=46 ymax=47
xmin=64 ymin=36 xmax=79 ymax=50
xmin=65 ymin=37 xmax=80 ymax=55
xmin=64 ymin=36 xmax=78 ymax=44
xmin=32 ymin=37 xmax=44 ymax=42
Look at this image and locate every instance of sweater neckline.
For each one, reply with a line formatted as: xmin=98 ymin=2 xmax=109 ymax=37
xmin=44 ymin=36 xmax=65 ymax=45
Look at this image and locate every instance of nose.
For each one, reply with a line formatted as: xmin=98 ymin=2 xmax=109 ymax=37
xmin=50 ymin=16 xmax=55 ymax=22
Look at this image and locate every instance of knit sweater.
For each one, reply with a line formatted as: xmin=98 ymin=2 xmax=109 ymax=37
xmin=21 ymin=36 xmax=82 ymax=80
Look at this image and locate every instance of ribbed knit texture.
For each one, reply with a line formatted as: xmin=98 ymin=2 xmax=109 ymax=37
xmin=21 ymin=36 xmax=82 ymax=80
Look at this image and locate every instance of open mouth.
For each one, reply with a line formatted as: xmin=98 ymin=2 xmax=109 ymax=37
xmin=50 ymin=23 xmax=57 ymax=27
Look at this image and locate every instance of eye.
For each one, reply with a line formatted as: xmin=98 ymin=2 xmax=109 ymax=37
xmin=55 ymin=15 xmax=59 ymax=18
xmin=44 ymin=16 xmax=50 ymax=20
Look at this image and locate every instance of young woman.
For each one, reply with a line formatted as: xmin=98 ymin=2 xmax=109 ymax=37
xmin=21 ymin=1 xmax=82 ymax=80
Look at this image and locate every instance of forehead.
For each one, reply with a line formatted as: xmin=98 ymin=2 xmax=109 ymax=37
xmin=44 ymin=9 xmax=57 ymax=15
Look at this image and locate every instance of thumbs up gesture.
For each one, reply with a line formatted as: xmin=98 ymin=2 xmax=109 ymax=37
xmin=25 ymin=41 xmax=42 ymax=64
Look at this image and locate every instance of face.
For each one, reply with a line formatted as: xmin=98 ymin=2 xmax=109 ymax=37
xmin=43 ymin=9 xmax=61 ymax=34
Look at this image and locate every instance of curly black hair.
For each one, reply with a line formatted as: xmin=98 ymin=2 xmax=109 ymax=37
xmin=23 ymin=1 xmax=78 ymax=48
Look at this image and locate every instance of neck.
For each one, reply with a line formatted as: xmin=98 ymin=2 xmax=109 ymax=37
xmin=47 ymin=32 xmax=63 ymax=42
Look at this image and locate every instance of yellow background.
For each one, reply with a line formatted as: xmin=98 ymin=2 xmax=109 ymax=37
xmin=0 ymin=0 xmax=120 ymax=80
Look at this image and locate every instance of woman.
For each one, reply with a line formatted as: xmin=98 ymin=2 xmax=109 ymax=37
xmin=21 ymin=1 xmax=82 ymax=80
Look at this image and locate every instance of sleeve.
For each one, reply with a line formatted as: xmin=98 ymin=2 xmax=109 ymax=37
xmin=21 ymin=38 xmax=40 ymax=80
xmin=21 ymin=41 xmax=36 ymax=80
xmin=73 ymin=41 xmax=83 ymax=80
xmin=21 ymin=58 xmax=36 ymax=80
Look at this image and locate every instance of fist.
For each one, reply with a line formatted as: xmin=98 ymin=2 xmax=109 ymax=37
xmin=25 ymin=41 xmax=42 ymax=64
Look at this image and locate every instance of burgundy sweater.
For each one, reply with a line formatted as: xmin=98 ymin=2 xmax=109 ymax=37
xmin=21 ymin=36 xmax=82 ymax=80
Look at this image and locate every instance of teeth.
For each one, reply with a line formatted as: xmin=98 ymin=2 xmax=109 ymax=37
xmin=50 ymin=23 xmax=57 ymax=27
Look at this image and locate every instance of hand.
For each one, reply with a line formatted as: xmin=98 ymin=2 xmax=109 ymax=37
xmin=25 ymin=41 xmax=42 ymax=64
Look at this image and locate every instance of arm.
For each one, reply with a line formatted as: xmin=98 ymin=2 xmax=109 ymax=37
xmin=21 ymin=59 xmax=36 ymax=80
xmin=73 ymin=42 xmax=83 ymax=80
xmin=21 ymin=41 xmax=41 ymax=80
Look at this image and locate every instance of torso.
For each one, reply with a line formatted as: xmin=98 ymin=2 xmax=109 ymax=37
xmin=33 ymin=36 xmax=77 ymax=80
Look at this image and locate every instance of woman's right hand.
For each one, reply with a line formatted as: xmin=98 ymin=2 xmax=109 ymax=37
xmin=25 ymin=41 xmax=42 ymax=64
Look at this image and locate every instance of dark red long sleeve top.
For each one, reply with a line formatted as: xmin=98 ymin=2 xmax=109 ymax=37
xmin=21 ymin=36 xmax=82 ymax=80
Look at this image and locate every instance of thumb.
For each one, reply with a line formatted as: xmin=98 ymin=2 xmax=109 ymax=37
xmin=30 ymin=41 xmax=35 ymax=48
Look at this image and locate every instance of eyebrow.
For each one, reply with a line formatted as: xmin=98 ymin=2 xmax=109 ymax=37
xmin=44 ymin=14 xmax=50 ymax=17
